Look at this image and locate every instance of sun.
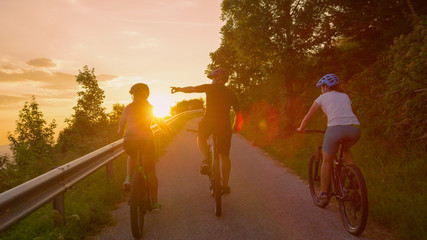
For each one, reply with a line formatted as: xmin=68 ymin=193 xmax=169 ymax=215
xmin=149 ymin=95 xmax=173 ymax=118
xmin=153 ymin=104 xmax=171 ymax=118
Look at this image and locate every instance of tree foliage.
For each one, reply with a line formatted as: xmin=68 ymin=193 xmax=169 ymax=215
xmin=384 ymin=17 xmax=427 ymax=141
xmin=7 ymin=96 xmax=56 ymax=170
xmin=108 ymin=103 xmax=125 ymax=127
xmin=210 ymin=0 xmax=342 ymax=132
xmin=170 ymin=98 xmax=204 ymax=115
xmin=210 ymin=0 xmax=427 ymax=143
xmin=57 ymin=66 xmax=107 ymax=152
xmin=70 ymin=65 xmax=107 ymax=128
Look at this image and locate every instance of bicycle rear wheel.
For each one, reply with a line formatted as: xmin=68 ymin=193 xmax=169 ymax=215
xmin=339 ymin=165 xmax=368 ymax=235
xmin=130 ymin=172 xmax=146 ymax=238
xmin=308 ymin=153 xmax=329 ymax=207
xmin=213 ymin=154 xmax=222 ymax=217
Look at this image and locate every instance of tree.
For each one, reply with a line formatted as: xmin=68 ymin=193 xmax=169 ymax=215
xmin=170 ymin=98 xmax=204 ymax=115
xmin=210 ymin=0 xmax=333 ymax=132
xmin=108 ymin=103 xmax=125 ymax=128
xmin=71 ymin=65 xmax=107 ymax=128
xmin=57 ymin=65 xmax=107 ymax=152
xmin=0 ymin=154 xmax=17 ymax=192
xmin=384 ymin=17 xmax=427 ymax=142
xmin=7 ymin=96 xmax=56 ymax=170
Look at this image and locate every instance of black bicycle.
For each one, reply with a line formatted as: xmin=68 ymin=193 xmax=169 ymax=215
xmin=129 ymin=154 xmax=151 ymax=239
xmin=187 ymin=129 xmax=222 ymax=217
xmin=306 ymin=129 xmax=368 ymax=235
xmin=209 ymin=134 xmax=222 ymax=217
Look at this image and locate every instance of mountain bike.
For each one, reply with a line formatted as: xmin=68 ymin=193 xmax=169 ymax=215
xmin=129 ymin=153 xmax=151 ymax=239
xmin=187 ymin=129 xmax=222 ymax=217
xmin=306 ymin=129 xmax=368 ymax=235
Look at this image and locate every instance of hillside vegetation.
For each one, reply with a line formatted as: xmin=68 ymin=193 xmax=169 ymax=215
xmin=207 ymin=1 xmax=426 ymax=239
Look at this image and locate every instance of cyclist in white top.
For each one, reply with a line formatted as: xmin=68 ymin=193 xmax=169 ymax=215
xmin=297 ymin=74 xmax=361 ymax=205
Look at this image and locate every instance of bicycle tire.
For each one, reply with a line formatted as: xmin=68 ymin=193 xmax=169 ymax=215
xmin=339 ymin=164 xmax=368 ymax=235
xmin=308 ymin=152 xmax=329 ymax=208
xmin=213 ymin=152 xmax=222 ymax=217
xmin=130 ymin=172 xmax=146 ymax=238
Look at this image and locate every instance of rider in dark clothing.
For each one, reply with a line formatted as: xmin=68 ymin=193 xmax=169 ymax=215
xmin=171 ymin=69 xmax=243 ymax=194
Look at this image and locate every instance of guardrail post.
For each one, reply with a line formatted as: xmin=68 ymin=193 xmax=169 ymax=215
xmin=106 ymin=161 xmax=113 ymax=179
xmin=53 ymin=193 xmax=65 ymax=226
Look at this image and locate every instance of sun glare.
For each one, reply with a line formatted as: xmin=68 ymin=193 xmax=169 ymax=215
xmin=153 ymin=104 xmax=171 ymax=118
xmin=150 ymin=96 xmax=173 ymax=118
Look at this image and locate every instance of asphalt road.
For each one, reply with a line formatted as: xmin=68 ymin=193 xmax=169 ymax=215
xmin=89 ymin=118 xmax=369 ymax=240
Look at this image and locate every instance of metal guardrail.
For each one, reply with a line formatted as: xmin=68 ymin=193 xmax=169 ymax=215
xmin=0 ymin=109 xmax=202 ymax=233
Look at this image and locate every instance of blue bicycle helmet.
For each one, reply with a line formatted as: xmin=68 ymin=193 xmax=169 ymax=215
xmin=316 ymin=74 xmax=339 ymax=93
xmin=208 ymin=68 xmax=228 ymax=82
xmin=316 ymin=74 xmax=339 ymax=88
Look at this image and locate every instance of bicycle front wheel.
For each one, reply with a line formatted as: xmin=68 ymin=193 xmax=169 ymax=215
xmin=130 ymin=172 xmax=146 ymax=238
xmin=308 ymin=153 xmax=329 ymax=207
xmin=213 ymin=155 xmax=222 ymax=217
xmin=339 ymin=165 xmax=368 ymax=235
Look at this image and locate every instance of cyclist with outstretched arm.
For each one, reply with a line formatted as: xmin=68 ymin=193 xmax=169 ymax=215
xmin=297 ymin=74 xmax=361 ymax=205
xmin=171 ymin=68 xmax=243 ymax=194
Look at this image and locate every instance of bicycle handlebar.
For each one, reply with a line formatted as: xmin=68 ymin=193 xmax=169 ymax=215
xmin=305 ymin=129 xmax=326 ymax=134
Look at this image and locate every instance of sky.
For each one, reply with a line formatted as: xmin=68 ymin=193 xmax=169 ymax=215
xmin=0 ymin=0 xmax=224 ymax=147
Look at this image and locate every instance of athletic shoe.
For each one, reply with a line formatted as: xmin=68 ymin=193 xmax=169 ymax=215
xmin=200 ymin=160 xmax=211 ymax=175
xmin=221 ymin=186 xmax=231 ymax=195
xmin=151 ymin=202 xmax=162 ymax=211
xmin=123 ymin=177 xmax=130 ymax=192
xmin=319 ymin=192 xmax=329 ymax=205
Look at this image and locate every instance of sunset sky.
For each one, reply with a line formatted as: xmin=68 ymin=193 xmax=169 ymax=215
xmin=0 ymin=0 xmax=223 ymax=147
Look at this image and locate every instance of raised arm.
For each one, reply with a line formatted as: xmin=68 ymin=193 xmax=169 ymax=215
xmin=170 ymin=86 xmax=197 ymax=94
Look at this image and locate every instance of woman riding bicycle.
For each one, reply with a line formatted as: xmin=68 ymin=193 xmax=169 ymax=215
xmin=297 ymin=74 xmax=361 ymax=205
xmin=118 ymin=83 xmax=166 ymax=211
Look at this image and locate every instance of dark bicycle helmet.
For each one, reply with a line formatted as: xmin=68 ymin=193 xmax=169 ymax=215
xmin=208 ymin=68 xmax=228 ymax=82
xmin=129 ymin=83 xmax=150 ymax=99
xmin=316 ymin=74 xmax=339 ymax=87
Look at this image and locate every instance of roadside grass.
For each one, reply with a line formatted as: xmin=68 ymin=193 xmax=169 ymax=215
xmin=355 ymin=141 xmax=427 ymax=240
xmin=0 ymin=156 xmax=127 ymax=240
xmin=240 ymin=126 xmax=426 ymax=240
xmin=0 ymin=113 xmax=201 ymax=240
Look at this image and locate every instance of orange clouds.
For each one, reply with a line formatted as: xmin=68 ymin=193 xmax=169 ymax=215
xmin=0 ymin=67 xmax=75 ymax=90
xmin=0 ymin=95 xmax=26 ymax=106
xmin=26 ymin=58 xmax=57 ymax=68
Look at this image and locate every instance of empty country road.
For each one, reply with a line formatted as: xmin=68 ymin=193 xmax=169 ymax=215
xmin=90 ymin=117 xmax=368 ymax=240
